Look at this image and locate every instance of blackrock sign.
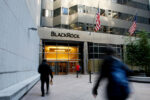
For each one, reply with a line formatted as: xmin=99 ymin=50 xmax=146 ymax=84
xmin=51 ymin=31 xmax=80 ymax=38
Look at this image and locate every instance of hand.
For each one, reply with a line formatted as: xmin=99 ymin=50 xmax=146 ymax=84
xmin=92 ymin=89 xmax=97 ymax=98
xmin=93 ymin=94 xmax=97 ymax=98
xmin=50 ymin=79 xmax=53 ymax=85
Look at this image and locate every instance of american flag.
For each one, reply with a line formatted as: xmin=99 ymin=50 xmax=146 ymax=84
xmin=129 ymin=15 xmax=137 ymax=36
xmin=94 ymin=8 xmax=101 ymax=32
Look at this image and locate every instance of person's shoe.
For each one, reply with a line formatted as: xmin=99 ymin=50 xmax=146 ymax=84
xmin=41 ymin=94 xmax=45 ymax=97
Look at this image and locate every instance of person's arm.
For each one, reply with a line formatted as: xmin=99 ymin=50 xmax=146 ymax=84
xmin=92 ymin=74 xmax=103 ymax=96
xmin=92 ymin=59 xmax=107 ymax=96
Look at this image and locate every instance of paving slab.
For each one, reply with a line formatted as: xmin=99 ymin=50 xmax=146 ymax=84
xmin=21 ymin=75 xmax=150 ymax=100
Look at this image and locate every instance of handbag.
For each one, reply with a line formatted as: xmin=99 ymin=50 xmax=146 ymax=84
xmin=50 ymin=79 xmax=53 ymax=85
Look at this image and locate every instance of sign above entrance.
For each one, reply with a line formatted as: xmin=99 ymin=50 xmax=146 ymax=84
xmin=51 ymin=31 xmax=80 ymax=38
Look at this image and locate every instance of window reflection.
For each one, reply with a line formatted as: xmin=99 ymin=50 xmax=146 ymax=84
xmin=53 ymin=4 xmax=149 ymax=36
xmin=100 ymin=9 xmax=105 ymax=16
xmin=54 ymin=8 xmax=61 ymax=17
xmin=69 ymin=5 xmax=77 ymax=15
xmin=115 ymin=0 xmax=150 ymax=11
xmin=88 ymin=43 xmax=123 ymax=59
xmin=78 ymin=5 xmax=86 ymax=13
xmin=62 ymin=7 xmax=68 ymax=15
xmin=42 ymin=9 xmax=52 ymax=17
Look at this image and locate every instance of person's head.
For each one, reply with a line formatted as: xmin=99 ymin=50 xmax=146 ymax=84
xmin=105 ymin=46 xmax=116 ymax=56
xmin=42 ymin=59 xmax=47 ymax=63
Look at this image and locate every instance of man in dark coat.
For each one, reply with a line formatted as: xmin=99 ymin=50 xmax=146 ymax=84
xmin=92 ymin=47 xmax=133 ymax=100
xmin=38 ymin=59 xmax=53 ymax=97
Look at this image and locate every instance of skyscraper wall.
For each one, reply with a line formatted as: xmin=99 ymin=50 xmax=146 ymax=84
xmin=0 ymin=0 xmax=41 ymax=99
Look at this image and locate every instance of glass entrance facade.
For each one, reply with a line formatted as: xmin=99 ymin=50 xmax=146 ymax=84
xmin=44 ymin=45 xmax=80 ymax=74
xmin=88 ymin=43 xmax=123 ymax=73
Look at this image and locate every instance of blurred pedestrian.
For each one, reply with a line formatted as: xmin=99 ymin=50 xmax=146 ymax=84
xmin=76 ymin=63 xmax=80 ymax=78
xmin=38 ymin=59 xmax=53 ymax=97
xmin=92 ymin=47 xmax=133 ymax=100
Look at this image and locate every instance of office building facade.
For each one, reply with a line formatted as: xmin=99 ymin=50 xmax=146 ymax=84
xmin=39 ymin=0 xmax=150 ymax=74
xmin=0 ymin=0 xmax=149 ymax=99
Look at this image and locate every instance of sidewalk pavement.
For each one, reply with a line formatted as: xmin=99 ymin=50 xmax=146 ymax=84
xmin=21 ymin=75 xmax=150 ymax=100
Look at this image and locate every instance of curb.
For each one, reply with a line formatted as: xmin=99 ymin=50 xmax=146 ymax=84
xmin=129 ymin=76 xmax=150 ymax=83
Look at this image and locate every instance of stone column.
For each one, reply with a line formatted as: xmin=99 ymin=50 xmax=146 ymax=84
xmin=83 ymin=42 xmax=88 ymax=74
xmin=39 ymin=39 xmax=43 ymax=64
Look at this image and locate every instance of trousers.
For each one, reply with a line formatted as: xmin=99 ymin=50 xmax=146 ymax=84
xmin=41 ymin=77 xmax=49 ymax=95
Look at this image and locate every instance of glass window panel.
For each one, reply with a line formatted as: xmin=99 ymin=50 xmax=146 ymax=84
xmin=69 ymin=46 xmax=78 ymax=54
xmin=99 ymin=44 xmax=107 ymax=47
xmin=98 ymin=47 xmax=101 ymax=53
xmin=88 ymin=42 xmax=93 ymax=47
xmin=99 ymin=54 xmax=105 ymax=59
xmin=115 ymin=0 xmax=149 ymax=11
xmin=45 ymin=45 xmax=56 ymax=53
xmin=55 ymin=46 xmax=69 ymax=54
xmin=85 ymin=6 xmax=91 ymax=13
xmin=94 ymin=47 xmax=98 ymax=53
xmin=61 ymin=24 xmax=69 ymax=29
xmin=69 ymin=54 xmax=79 ymax=60
xmin=103 ymin=26 xmax=107 ymax=33
xmin=45 ymin=53 xmax=56 ymax=61
xmin=100 ymin=9 xmax=105 ymax=16
xmin=42 ymin=9 xmax=48 ymax=17
xmin=93 ymin=43 xmax=99 ymax=47
xmin=112 ymin=11 xmax=118 ymax=18
xmin=57 ymin=53 xmax=69 ymax=61
xmin=54 ymin=8 xmax=61 ymax=17
xmin=62 ymin=7 xmax=68 ymax=15
xmin=117 ymin=48 xmax=121 ymax=53
xmin=69 ymin=5 xmax=77 ymax=15
xmin=89 ymin=47 xmax=93 ymax=53
xmin=78 ymin=5 xmax=85 ymax=13
xmin=69 ymin=22 xmax=79 ymax=30
xmin=89 ymin=54 xmax=93 ymax=59
xmin=44 ymin=45 xmax=80 ymax=61
xmin=99 ymin=47 xmax=106 ymax=53
xmin=94 ymin=54 xmax=99 ymax=59
xmin=54 ymin=24 xmax=61 ymax=28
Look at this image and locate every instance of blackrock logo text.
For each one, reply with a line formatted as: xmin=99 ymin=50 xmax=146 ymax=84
xmin=51 ymin=31 xmax=80 ymax=38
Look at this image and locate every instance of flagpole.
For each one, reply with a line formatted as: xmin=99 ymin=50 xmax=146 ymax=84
xmin=89 ymin=0 xmax=100 ymax=83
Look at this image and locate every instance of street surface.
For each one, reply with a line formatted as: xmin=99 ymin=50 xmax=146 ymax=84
xmin=21 ymin=75 xmax=150 ymax=100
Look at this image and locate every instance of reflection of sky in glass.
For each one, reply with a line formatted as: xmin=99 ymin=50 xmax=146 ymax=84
xmin=62 ymin=8 xmax=68 ymax=15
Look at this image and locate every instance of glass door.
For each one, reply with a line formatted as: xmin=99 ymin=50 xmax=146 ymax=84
xmin=68 ymin=62 xmax=77 ymax=74
xmin=45 ymin=44 xmax=81 ymax=75
xmin=57 ymin=62 xmax=68 ymax=75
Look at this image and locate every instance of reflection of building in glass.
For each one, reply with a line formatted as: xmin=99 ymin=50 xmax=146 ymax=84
xmin=40 ymin=0 xmax=150 ymax=74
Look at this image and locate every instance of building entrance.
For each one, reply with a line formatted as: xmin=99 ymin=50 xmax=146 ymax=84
xmin=57 ymin=62 xmax=67 ymax=74
xmin=44 ymin=44 xmax=81 ymax=75
xmin=48 ymin=61 xmax=78 ymax=75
